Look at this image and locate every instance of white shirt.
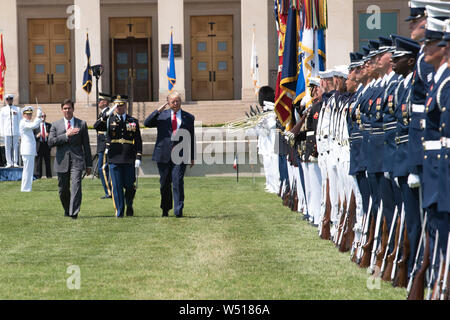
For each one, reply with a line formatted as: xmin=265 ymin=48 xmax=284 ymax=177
xmin=19 ymin=117 xmax=42 ymax=156
xmin=0 ymin=105 xmax=21 ymax=136
xmin=64 ymin=117 xmax=74 ymax=130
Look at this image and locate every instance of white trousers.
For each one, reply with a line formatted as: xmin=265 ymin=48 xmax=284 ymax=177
xmin=21 ymin=155 xmax=35 ymax=192
xmin=5 ymin=135 xmax=20 ymax=166
xmin=318 ymin=154 xmax=329 ymax=222
xmin=326 ymin=156 xmax=339 ymax=225
xmin=262 ymin=154 xmax=279 ymax=193
xmin=301 ymin=162 xmax=310 ymax=215
xmin=307 ymin=162 xmax=322 ymax=225
xmin=294 ymin=164 xmax=306 ymax=213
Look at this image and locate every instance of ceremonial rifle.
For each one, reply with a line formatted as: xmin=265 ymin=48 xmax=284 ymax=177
xmin=292 ymin=180 xmax=298 ymax=212
xmin=319 ymin=178 xmax=332 ymax=240
xmin=393 ymin=221 xmax=410 ymax=288
xmin=406 ymin=212 xmax=428 ymax=295
xmin=340 ymin=192 xmax=356 ymax=253
xmin=440 ymin=232 xmax=450 ymax=300
xmin=335 ymin=198 xmax=347 ymax=246
xmin=431 ymin=252 xmax=444 ymax=300
xmin=356 ymin=197 xmax=372 ymax=263
xmin=381 ymin=207 xmax=399 ymax=278
xmin=375 ymin=217 xmax=389 ymax=270
xmin=369 ymin=200 xmax=384 ymax=274
xmin=425 ymin=230 xmax=439 ymax=300
xmin=390 ymin=204 xmax=406 ymax=282
xmin=407 ymin=231 xmax=430 ymax=300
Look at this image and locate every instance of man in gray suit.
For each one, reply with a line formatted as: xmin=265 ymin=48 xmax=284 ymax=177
xmin=49 ymin=99 xmax=92 ymax=219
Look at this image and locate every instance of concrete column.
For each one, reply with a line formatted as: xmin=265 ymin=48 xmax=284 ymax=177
xmin=158 ymin=0 xmax=185 ymax=101
xmin=241 ymin=0 xmax=269 ymax=102
xmin=326 ymin=0 xmax=354 ymax=68
xmin=74 ymin=0 xmax=102 ymax=105
xmin=0 ymin=0 xmax=19 ymax=102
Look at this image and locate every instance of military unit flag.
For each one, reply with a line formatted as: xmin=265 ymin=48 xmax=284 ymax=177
xmin=82 ymin=33 xmax=92 ymax=94
xmin=167 ymin=29 xmax=176 ymax=93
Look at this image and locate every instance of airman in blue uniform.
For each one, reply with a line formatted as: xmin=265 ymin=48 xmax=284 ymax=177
xmin=422 ymin=14 xmax=449 ymax=275
xmin=391 ymin=36 xmax=422 ymax=280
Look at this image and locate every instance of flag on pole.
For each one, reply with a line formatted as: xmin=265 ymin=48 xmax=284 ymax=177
xmin=274 ymin=0 xmax=294 ymax=130
xmin=167 ymin=29 xmax=176 ymax=93
xmin=0 ymin=33 xmax=6 ymax=101
xmin=250 ymin=26 xmax=260 ymax=97
xmin=82 ymin=33 xmax=92 ymax=94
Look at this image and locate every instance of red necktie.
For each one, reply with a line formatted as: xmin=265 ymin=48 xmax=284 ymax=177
xmin=67 ymin=120 xmax=71 ymax=130
xmin=41 ymin=123 xmax=45 ymax=142
xmin=172 ymin=112 xmax=177 ymax=134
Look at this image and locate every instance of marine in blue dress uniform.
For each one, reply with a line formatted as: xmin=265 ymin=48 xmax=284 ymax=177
xmin=95 ymin=95 xmax=143 ymax=218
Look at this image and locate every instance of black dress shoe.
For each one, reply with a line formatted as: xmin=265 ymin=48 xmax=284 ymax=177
xmin=175 ymin=214 xmax=183 ymax=218
xmin=100 ymin=195 xmax=112 ymax=199
xmin=162 ymin=210 xmax=168 ymax=217
xmin=71 ymin=215 xmax=78 ymax=220
xmin=126 ymin=207 xmax=134 ymax=217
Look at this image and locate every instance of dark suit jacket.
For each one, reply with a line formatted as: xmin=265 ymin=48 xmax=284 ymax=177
xmin=144 ymin=109 xmax=195 ymax=163
xmin=33 ymin=121 xmax=52 ymax=153
xmin=48 ymin=117 xmax=93 ymax=173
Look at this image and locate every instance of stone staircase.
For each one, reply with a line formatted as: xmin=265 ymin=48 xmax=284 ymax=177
xmin=20 ymin=100 xmax=260 ymax=127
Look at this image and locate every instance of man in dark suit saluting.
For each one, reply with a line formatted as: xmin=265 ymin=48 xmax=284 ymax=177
xmin=144 ymin=91 xmax=195 ymax=218
xmin=49 ymin=99 xmax=92 ymax=219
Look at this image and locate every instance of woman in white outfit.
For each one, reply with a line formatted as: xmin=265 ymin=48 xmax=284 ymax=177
xmin=19 ymin=106 xmax=42 ymax=192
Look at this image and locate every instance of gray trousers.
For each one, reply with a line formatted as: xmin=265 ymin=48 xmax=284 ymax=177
xmin=57 ymin=161 xmax=83 ymax=217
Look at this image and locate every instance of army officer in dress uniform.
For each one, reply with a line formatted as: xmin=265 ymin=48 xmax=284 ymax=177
xmin=94 ymin=95 xmax=143 ymax=218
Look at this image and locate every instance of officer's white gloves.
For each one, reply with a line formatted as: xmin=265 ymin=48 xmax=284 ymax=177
xmin=394 ymin=177 xmax=400 ymax=188
xmin=135 ymin=159 xmax=141 ymax=168
xmin=384 ymin=172 xmax=390 ymax=180
xmin=36 ymin=107 xmax=43 ymax=119
xmin=101 ymin=104 xmax=118 ymax=120
xmin=407 ymin=173 xmax=420 ymax=188
xmin=284 ymin=131 xmax=295 ymax=146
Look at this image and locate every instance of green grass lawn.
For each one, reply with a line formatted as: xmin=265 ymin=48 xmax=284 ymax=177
xmin=0 ymin=177 xmax=407 ymax=300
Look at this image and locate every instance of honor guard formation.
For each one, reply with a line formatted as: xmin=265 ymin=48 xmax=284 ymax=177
xmin=253 ymin=0 xmax=449 ymax=300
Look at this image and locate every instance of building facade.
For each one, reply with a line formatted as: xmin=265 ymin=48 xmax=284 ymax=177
xmin=0 ymin=0 xmax=414 ymax=110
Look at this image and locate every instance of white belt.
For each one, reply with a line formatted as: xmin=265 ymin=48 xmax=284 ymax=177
xmin=412 ymin=104 xmax=425 ymax=113
xmin=441 ymin=137 xmax=450 ymax=148
xmin=423 ymin=140 xmax=441 ymax=151
xmin=307 ymin=131 xmax=315 ymax=137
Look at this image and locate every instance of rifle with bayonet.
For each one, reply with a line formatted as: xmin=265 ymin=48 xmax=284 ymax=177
xmin=393 ymin=220 xmax=410 ymax=288
xmin=407 ymin=231 xmax=430 ymax=300
xmin=425 ymin=230 xmax=439 ymax=300
xmin=440 ymin=232 xmax=450 ymax=300
xmin=406 ymin=212 xmax=428 ymax=297
xmin=335 ymin=198 xmax=347 ymax=246
xmin=319 ymin=178 xmax=332 ymax=240
xmin=369 ymin=200 xmax=384 ymax=274
xmin=339 ymin=192 xmax=356 ymax=253
xmin=381 ymin=207 xmax=399 ymax=280
xmin=355 ymin=197 xmax=372 ymax=264
xmin=390 ymin=205 xmax=406 ymax=285
xmin=430 ymin=251 xmax=444 ymax=300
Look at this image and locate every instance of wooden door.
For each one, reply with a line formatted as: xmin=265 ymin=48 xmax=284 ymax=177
xmin=28 ymin=19 xmax=71 ymax=103
xmin=110 ymin=17 xmax=152 ymax=102
xmin=191 ymin=15 xmax=234 ymax=101
xmin=113 ymin=38 xmax=150 ymax=102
